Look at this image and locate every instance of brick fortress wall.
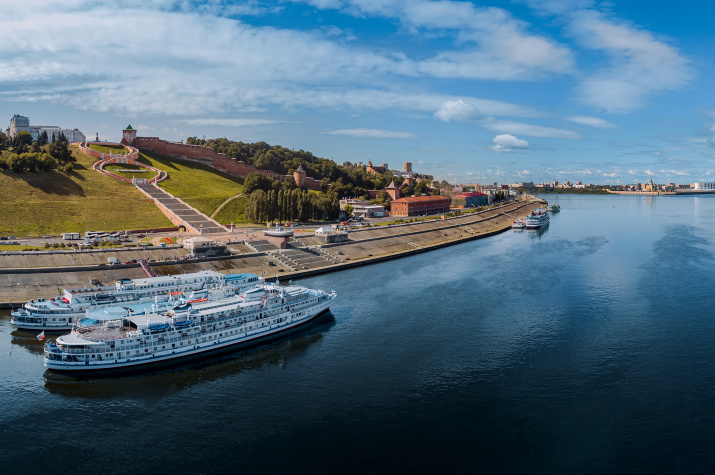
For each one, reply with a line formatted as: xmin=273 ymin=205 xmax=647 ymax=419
xmin=131 ymin=137 xmax=321 ymax=191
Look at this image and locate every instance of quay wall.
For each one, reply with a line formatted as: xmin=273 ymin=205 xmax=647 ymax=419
xmin=0 ymin=201 xmax=538 ymax=307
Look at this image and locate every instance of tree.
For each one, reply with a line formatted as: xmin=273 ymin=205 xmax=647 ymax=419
xmin=243 ymin=172 xmax=275 ymax=195
xmin=48 ymin=139 xmax=74 ymax=165
xmin=38 ymin=131 xmax=49 ymax=146
xmin=413 ymin=181 xmax=428 ymax=196
xmin=13 ymin=131 xmax=32 ymax=153
xmin=37 ymin=153 xmax=57 ymax=172
xmin=0 ymin=131 xmax=8 ymax=151
xmin=344 ymin=204 xmax=353 ymax=218
xmin=320 ymin=177 xmax=331 ymax=192
xmin=401 ymin=187 xmax=413 ymax=197
xmin=8 ymin=154 xmax=28 ymax=173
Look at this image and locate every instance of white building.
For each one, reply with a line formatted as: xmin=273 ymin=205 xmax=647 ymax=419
xmin=30 ymin=126 xmax=86 ymax=143
xmin=7 ymin=114 xmax=85 ymax=142
xmin=353 ymin=204 xmax=387 ymax=217
xmin=692 ymin=183 xmax=715 ymax=190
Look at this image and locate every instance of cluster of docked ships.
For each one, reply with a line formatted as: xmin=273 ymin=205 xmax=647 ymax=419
xmin=511 ymin=203 xmax=559 ymax=229
xmin=10 ymin=271 xmax=336 ymax=374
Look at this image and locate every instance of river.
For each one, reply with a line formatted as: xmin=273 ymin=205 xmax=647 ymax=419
xmin=2 ymin=194 xmax=715 ymax=473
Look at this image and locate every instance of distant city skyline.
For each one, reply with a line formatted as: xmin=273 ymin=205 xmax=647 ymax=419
xmin=2 ymin=1 xmax=714 ymax=185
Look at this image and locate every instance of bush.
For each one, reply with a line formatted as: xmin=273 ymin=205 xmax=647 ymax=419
xmin=43 ymin=242 xmax=50 ymax=249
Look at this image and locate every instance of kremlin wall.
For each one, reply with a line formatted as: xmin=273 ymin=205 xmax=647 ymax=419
xmin=121 ymin=125 xmax=322 ymax=191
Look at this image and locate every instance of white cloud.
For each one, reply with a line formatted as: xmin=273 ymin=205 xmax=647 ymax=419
xmin=434 ymin=99 xmax=482 ymax=122
xmin=328 ymin=128 xmax=417 ymax=138
xmin=663 ymin=169 xmax=688 ymax=176
xmin=566 ymin=115 xmax=615 ymax=128
xmin=644 ymin=169 xmax=655 ymax=176
xmin=627 ymin=170 xmax=636 ymax=175
xmin=179 ymin=118 xmax=285 ymax=127
xmin=482 ymin=119 xmax=581 ymax=139
xmin=568 ymin=9 xmax=691 ymax=113
xmin=0 ymin=1 xmax=563 ymax=120
xmin=521 ymin=169 xmax=531 ymax=175
xmin=602 ymin=172 xmax=618 ymax=177
xmin=300 ymin=0 xmax=574 ymax=80
xmin=491 ymin=134 xmax=529 ymax=152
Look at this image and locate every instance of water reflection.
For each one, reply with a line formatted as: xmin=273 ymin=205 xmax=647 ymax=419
xmin=11 ymin=329 xmax=48 ymax=355
xmin=526 ymin=222 xmax=549 ymax=239
xmin=42 ymin=313 xmax=335 ymax=400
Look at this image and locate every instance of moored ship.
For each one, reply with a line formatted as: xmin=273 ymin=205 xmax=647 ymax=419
xmin=11 ymin=272 xmax=262 ymax=331
xmin=548 ymin=203 xmax=560 ymax=212
xmin=524 ymin=208 xmax=550 ymax=228
xmin=44 ymin=282 xmax=336 ymax=373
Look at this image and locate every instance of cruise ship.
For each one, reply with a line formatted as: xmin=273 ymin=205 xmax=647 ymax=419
xmin=524 ymin=208 xmax=550 ymax=228
xmin=43 ymin=282 xmax=336 ymax=373
xmin=11 ymin=272 xmax=262 ymax=331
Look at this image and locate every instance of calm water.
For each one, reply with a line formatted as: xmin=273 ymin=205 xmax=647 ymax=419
xmin=2 ymin=194 xmax=715 ymax=473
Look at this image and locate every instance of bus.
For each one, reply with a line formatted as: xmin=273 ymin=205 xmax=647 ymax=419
xmin=62 ymin=233 xmax=81 ymax=240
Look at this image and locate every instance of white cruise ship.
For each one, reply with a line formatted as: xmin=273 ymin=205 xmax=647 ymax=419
xmin=11 ymin=272 xmax=262 ymax=331
xmin=524 ymin=208 xmax=550 ymax=228
xmin=43 ymin=282 xmax=336 ymax=373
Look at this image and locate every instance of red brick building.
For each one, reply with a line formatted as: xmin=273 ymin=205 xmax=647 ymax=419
xmin=390 ymin=195 xmax=451 ymax=217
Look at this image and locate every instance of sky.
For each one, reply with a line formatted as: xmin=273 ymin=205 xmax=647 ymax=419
xmin=2 ymin=0 xmax=715 ymax=185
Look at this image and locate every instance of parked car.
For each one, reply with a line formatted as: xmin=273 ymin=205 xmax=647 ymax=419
xmin=137 ymin=234 xmax=146 ymax=238
xmin=90 ymin=278 xmax=100 ymax=285
xmin=42 ymin=235 xmax=50 ymax=238
xmin=9 ymin=236 xmax=16 ymax=239
xmin=0 ymin=237 xmax=7 ymax=241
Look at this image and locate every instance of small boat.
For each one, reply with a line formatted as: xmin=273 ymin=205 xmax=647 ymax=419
xmin=264 ymin=225 xmax=294 ymax=237
xmin=512 ymin=219 xmax=526 ymax=229
xmin=548 ymin=203 xmax=560 ymax=212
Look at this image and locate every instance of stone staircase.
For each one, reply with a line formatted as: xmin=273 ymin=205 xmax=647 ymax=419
xmin=136 ymin=183 xmax=226 ymax=234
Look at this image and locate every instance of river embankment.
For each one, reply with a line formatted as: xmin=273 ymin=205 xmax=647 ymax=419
xmin=0 ymin=199 xmax=542 ymax=305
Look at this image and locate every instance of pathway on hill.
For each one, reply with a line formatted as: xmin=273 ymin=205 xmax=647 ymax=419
xmin=210 ymin=193 xmax=243 ymax=219
xmin=81 ymin=142 xmax=227 ymax=235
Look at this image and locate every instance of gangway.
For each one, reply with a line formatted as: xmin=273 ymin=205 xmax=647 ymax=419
xmin=138 ymin=259 xmax=156 ymax=278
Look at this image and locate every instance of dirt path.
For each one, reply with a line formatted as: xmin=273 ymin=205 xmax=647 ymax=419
xmin=210 ymin=193 xmax=243 ymax=219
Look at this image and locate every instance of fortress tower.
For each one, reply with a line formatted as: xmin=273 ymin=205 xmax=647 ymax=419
xmin=121 ymin=124 xmax=137 ymax=145
xmin=294 ymin=164 xmax=307 ymax=187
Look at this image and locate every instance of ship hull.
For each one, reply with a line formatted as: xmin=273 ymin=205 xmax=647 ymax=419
xmin=44 ymin=306 xmax=332 ymax=375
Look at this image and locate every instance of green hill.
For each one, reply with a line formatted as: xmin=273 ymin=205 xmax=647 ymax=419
xmin=137 ymin=151 xmax=245 ymax=218
xmin=0 ymin=147 xmax=172 ymax=236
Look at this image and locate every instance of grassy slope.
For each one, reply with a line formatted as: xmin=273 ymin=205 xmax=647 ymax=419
xmin=0 ymin=147 xmax=172 ymax=236
xmin=214 ymin=195 xmax=248 ymax=224
xmin=138 ymin=151 xmax=244 ymax=217
xmin=88 ymin=144 xmax=126 ymax=154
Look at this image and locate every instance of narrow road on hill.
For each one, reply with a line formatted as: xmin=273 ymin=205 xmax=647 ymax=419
xmin=210 ymin=193 xmax=243 ymax=219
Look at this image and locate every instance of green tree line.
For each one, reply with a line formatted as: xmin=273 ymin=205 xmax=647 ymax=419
xmin=245 ymin=188 xmax=340 ymax=223
xmin=186 ymin=136 xmax=442 ymax=199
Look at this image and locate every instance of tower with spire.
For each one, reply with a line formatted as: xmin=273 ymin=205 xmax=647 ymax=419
xmin=121 ymin=124 xmax=137 ymax=145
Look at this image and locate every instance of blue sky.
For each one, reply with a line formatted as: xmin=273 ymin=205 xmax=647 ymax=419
xmin=2 ymin=0 xmax=714 ymax=185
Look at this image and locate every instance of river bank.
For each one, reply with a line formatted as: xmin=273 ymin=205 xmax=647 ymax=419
xmin=0 ymin=199 xmax=541 ymax=305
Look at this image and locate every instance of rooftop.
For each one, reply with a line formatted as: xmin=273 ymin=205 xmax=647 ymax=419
xmin=392 ymin=195 xmax=450 ymax=203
